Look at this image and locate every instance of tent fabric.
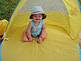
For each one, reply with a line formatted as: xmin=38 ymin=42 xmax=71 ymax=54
xmin=63 ymin=0 xmax=81 ymax=43
xmin=2 ymin=0 xmax=81 ymax=61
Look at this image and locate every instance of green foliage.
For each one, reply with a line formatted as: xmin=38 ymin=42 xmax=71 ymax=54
xmin=0 ymin=0 xmax=20 ymax=21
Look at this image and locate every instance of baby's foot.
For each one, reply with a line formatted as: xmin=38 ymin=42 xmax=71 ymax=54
xmin=23 ymin=37 xmax=28 ymax=42
xmin=37 ymin=37 xmax=43 ymax=44
xmin=23 ymin=37 xmax=32 ymax=42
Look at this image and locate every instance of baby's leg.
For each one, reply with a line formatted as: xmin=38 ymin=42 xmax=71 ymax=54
xmin=42 ymin=31 xmax=47 ymax=40
xmin=40 ymin=31 xmax=47 ymax=40
xmin=37 ymin=31 xmax=47 ymax=43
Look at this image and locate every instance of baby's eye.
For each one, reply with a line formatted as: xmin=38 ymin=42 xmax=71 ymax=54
xmin=33 ymin=15 xmax=37 ymax=17
xmin=38 ymin=15 xmax=42 ymax=17
xmin=38 ymin=16 xmax=41 ymax=17
xmin=34 ymin=16 xmax=37 ymax=17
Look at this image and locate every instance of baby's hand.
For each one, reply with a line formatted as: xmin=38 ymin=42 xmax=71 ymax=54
xmin=40 ymin=34 xmax=46 ymax=40
xmin=23 ymin=36 xmax=32 ymax=42
xmin=29 ymin=37 xmax=33 ymax=41
xmin=37 ymin=35 xmax=45 ymax=43
xmin=22 ymin=31 xmax=32 ymax=42
xmin=28 ymin=35 xmax=33 ymax=41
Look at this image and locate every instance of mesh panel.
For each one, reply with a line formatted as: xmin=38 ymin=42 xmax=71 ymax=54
xmin=19 ymin=0 xmax=68 ymax=15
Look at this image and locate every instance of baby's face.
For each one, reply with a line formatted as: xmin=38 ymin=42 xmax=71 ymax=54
xmin=32 ymin=14 xmax=42 ymax=23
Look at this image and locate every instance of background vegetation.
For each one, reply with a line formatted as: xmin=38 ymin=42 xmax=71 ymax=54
xmin=0 ymin=0 xmax=20 ymax=21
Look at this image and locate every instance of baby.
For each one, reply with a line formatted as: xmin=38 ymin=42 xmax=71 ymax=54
xmin=23 ymin=6 xmax=47 ymax=43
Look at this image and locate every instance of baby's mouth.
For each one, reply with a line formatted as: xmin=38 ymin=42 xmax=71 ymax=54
xmin=36 ymin=19 xmax=40 ymax=20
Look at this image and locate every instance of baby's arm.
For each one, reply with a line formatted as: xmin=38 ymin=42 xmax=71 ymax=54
xmin=26 ymin=22 xmax=32 ymax=40
xmin=41 ymin=24 xmax=46 ymax=34
xmin=23 ymin=22 xmax=32 ymax=41
xmin=39 ymin=24 xmax=47 ymax=41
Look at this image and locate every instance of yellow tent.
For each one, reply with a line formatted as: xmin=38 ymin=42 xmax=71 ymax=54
xmin=2 ymin=0 xmax=81 ymax=61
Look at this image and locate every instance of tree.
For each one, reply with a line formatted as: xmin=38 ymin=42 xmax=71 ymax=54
xmin=0 ymin=0 xmax=19 ymax=21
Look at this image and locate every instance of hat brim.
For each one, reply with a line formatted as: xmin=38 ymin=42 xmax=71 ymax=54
xmin=29 ymin=13 xmax=47 ymax=19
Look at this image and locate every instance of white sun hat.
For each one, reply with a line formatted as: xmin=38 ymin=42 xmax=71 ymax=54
xmin=30 ymin=6 xmax=47 ymax=19
xmin=31 ymin=6 xmax=44 ymax=14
